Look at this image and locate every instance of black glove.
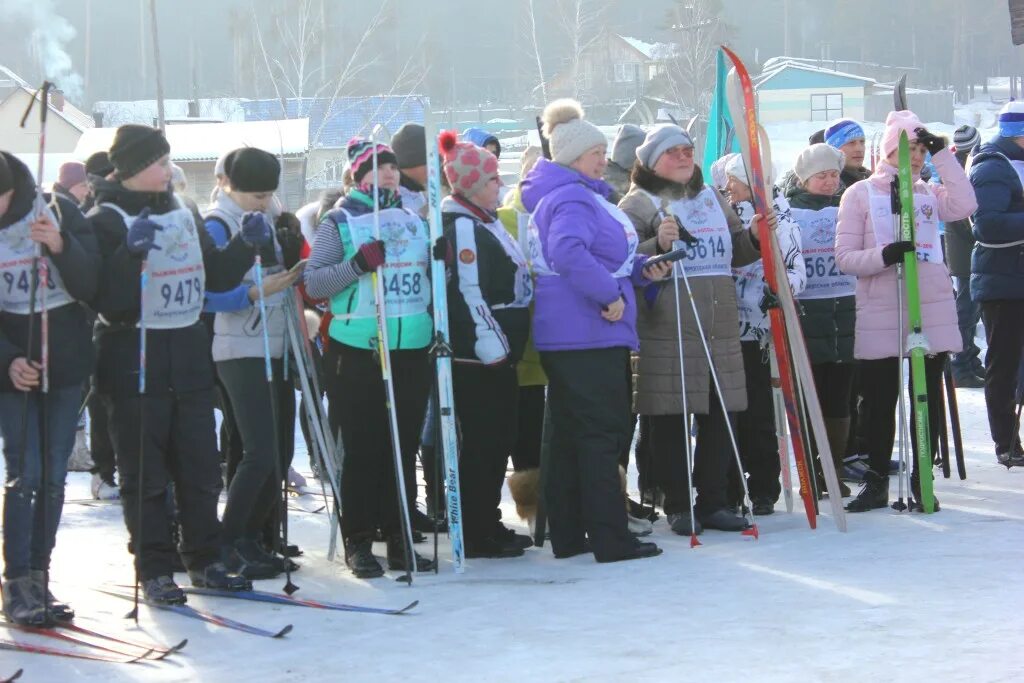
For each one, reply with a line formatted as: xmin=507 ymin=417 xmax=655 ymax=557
xmin=275 ymin=228 xmax=304 ymax=269
xmin=758 ymin=285 xmax=780 ymax=315
xmin=914 ymin=127 xmax=946 ymax=156
xmin=882 ymin=240 xmax=915 ymax=267
xmin=432 ymin=235 xmax=455 ymax=266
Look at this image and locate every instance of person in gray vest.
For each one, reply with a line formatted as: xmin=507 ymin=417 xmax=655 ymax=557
xmin=202 ymin=147 xmax=303 ymax=579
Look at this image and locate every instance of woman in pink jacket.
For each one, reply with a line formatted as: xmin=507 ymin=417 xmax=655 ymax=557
xmin=834 ymin=110 xmax=977 ymax=513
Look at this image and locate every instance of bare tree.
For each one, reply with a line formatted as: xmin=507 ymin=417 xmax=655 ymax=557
xmin=526 ymin=0 xmax=547 ymax=102
xmin=552 ymin=0 xmax=611 ymax=101
xmin=664 ymin=0 xmax=727 ymax=116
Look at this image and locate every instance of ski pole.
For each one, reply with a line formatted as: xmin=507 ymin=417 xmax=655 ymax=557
xmin=369 ymin=124 xmax=416 ymax=583
xmin=669 ymin=253 xmax=701 ymax=547
xmin=253 ymin=243 xmax=298 ymax=595
xmin=890 ymin=178 xmax=910 ymax=512
xmin=128 ymin=252 xmax=149 ymax=622
xmin=768 ymin=340 xmax=794 ymax=514
xmin=943 ymin=360 xmax=966 ymax=480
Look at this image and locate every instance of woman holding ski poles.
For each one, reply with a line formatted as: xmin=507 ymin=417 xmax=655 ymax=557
xmin=0 ymin=152 xmax=100 ymax=626
xmin=438 ymin=131 xmax=533 ymax=559
xmin=619 ymin=125 xmax=764 ymax=536
xmin=520 ymin=99 xmax=670 ymax=563
xmin=786 ymin=143 xmax=858 ymax=500
xmin=202 ymin=147 xmax=303 ymax=580
xmin=304 ymin=137 xmax=436 ymax=579
xmin=835 ymin=111 xmax=976 ymax=513
xmin=89 ymin=124 xmax=258 ymax=604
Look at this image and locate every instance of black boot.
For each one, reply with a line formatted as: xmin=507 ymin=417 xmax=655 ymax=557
xmin=188 ymin=562 xmax=252 ymax=591
xmin=700 ymin=508 xmax=751 ymax=531
xmin=910 ymin=474 xmax=941 ymax=512
xmin=465 ymin=535 xmax=526 ymax=559
xmin=845 ymin=470 xmax=889 ymax=512
xmin=223 ymin=539 xmax=281 ymax=580
xmin=494 ymin=521 xmax=532 ymax=550
xmin=141 ymin=575 xmax=186 ymax=604
xmin=2 ymin=575 xmax=51 ymax=626
xmin=344 ymin=539 xmax=384 ymax=579
xmin=595 ymin=540 xmax=662 ymax=563
xmin=385 ymin=536 xmax=437 ymax=572
xmin=30 ymin=570 xmax=73 ymax=622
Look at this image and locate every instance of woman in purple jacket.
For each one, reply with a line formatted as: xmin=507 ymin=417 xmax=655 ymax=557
xmin=521 ymin=100 xmax=670 ymax=563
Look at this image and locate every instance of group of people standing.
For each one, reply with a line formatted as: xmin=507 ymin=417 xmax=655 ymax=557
xmin=2 ymin=93 xmax=1022 ymax=625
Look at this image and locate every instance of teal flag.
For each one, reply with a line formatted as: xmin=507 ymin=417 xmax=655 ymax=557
xmin=702 ymin=50 xmax=740 ymax=170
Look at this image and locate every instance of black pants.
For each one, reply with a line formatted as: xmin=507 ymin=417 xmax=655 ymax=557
xmin=736 ymin=341 xmax=781 ymax=502
xmin=981 ymin=300 xmax=1024 ymax=454
xmin=511 ymin=384 xmax=545 ymax=471
xmin=108 ymin=389 xmax=222 ymax=580
xmin=540 ymin=348 xmax=635 ymax=561
xmin=216 ymin=358 xmax=295 ymax=544
xmin=859 ymin=353 xmax=947 ymax=477
xmin=846 ymin=365 xmax=869 ymax=457
xmin=325 ymin=341 xmax=429 ymax=544
xmin=297 ymin=340 xmax=326 ymax=473
xmin=454 ymin=363 xmax=519 ymax=543
xmin=217 ymin=378 xmax=244 ymax=483
xmin=88 ymin=389 xmax=117 ymax=483
xmin=812 ymin=362 xmax=855 ymax=418
xmin=649 ymin=384 xmax=732 ymax=517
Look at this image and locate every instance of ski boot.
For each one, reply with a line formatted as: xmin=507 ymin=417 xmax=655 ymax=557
xmin=344 ymin=539 xmax=384 ymax=579
xmin=668 ymin=511 xmax=703 ymax=536
xmin=385 ymin=536 xmax=437 ymax=572
xmin=141 ymin=576 xmax=187 ymax=605
xmin=188 ymin=562 xmax=252 ymax=591
xmin=2 ymin=575 xmax=51 ymax=626
xmin=223 ymin=539 xmax=281 ymax=580
xmin=845 ymin=470 xmax=889 ymax=512
xmin=30 ymin=570 xmax=73 ymax=622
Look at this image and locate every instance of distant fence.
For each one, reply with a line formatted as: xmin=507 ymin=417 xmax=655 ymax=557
xmin=865 ymin=90 xmax=954 ymax=124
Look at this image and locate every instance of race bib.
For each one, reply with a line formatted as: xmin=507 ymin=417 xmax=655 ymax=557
xmin=664 ymin=186 xmax=732 ymax=278
xmin=792 ymin=206 xmax=856 ymax=300
xmin=0 ymin=205 xmax=74 ymax=314
xmin=347 ymin=208 xmax=430 ymax=317
xmin=868 ymin=185 xmax=943 ymax=264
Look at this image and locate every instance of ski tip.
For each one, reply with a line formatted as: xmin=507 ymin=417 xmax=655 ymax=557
xmin=130 ymin=648 xmax=156 ymax=663
xmin=395 ymin=574 xmax=412 ymax=585
xmin=401 ymin=600 xmax=420 ymax=613
xmin=5 ymin=669 xmax=24 ymax=683
xmin=689 ymin=535 xmax=702 ymax=548
xmin=273 ymin=624 xmax=293 ymax=639
xmin=743 ymin=525 xmax=760 ymax=540
xmin=172 ymin=638 xmax=189 ymax=652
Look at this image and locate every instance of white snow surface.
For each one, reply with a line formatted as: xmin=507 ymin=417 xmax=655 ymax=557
xmin=1 ymin=384 xmax=1022 ymax=682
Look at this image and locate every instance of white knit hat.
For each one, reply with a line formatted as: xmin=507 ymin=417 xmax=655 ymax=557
xmin=541 ymin=99 xmax=607 ymax=166
xmin=793 ymin=143 xmax=845 ymax=183
xmin=636 ymin=124 xmax=694 ymax=170
xmin=724 ymin=153 xmax=747 ymax=184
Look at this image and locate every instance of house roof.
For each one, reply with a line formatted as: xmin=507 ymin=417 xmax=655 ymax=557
xmin=0 ymin=65 xmax=28 ymax=90
xmin=755 ymin=60 xmax=877 ymax=89
xmin=241 ymin=96 xmax=427 ymax=149
xmin=93 ymin=98 xmax=247 ymax=127
xmin=73 ymin=118 xmax=310 ymax=162
xmin=618 ymin=35 xmax=676 ymax=61
xmin=1 ymin=86 xmax=95 ymax=132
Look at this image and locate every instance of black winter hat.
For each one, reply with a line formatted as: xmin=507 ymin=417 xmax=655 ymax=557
xmin=0 ymin=153 xmax=12 ymax=196
xmin=109 ymin=124 xmax=170 ymax=179
xmin=391 ymin=123 xmax=426 ymax=169
xmin=227 ymin=147 xmax=280 ymax=193
xmin=85 ymin=151 xmax=115 ymax=178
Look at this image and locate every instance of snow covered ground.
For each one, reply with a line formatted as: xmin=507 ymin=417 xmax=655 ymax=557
xmin=1 ymin=382 xmax=1022 ymax=682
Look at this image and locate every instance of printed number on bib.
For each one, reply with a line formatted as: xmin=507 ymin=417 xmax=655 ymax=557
xmin=804 ymin=255 xmax=840 ymax=280
xmin=2 ymin=268 xmax=58 ymax=296
xmin=160 ymin=277 xmax=204 ymax=310
xmin=384 ymin=272 xmax=423 ymax=298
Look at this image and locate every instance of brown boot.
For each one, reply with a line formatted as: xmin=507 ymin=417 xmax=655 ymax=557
xmin=821 ymin=417 xmax=852 ymax=498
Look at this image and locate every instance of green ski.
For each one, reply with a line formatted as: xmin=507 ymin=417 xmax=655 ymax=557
xmin=896 ymin=130 xmax=935 ymax=513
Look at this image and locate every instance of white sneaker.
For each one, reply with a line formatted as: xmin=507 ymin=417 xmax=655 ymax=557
xmin=627 ymin=513 xmax=653 ymax=537
xmin=66 ymin=430 xmax=94 ymax=472
xmin=90 ymin=473 xmax=120 ymax=501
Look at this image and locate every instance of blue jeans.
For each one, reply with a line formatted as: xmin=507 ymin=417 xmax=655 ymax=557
xmin=1 ymin=385 xmax=80 ymax=579
xmin=952 ymin=276 xmax=982 ymax=375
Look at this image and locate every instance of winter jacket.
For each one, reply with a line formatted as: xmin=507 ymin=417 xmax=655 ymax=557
xmin=835 ymin=149 xmax=976 ymax=360
xmin=603 ymin=161 xmax=632 ymax=204
xmin=0 ymin=153 xmax=100 ymax=393
xmin=497 ymin=186 xmax=547 ymax=386
xmin=619 ymin=165 xmax=760 ymax=415
xmin=519 ymin=158 xmax=654 ymax=353
xmin=786 ymin=185 xmax=857 ymax=364
xmin=442 ymin=194 xmax=531 ymax=365
xmin=969 ymin=136 xmax=1024 ymax=301
xmin=88 ymin=177 xmax=254 ymax=397
xmin=732 ymin=192 xmax=806 ymax=344
xmin=841 ymin=165 xmax=871 ymax=188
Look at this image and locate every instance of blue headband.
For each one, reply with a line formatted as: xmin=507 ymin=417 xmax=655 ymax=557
xmin=825 ymin=120 xmax=865 ymax=149
xmin=999 ymin=111 xmax=1024 ymax=138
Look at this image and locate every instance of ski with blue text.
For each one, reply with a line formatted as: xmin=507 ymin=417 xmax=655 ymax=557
xmin=97 ymin=588 xmax=292 ymax=638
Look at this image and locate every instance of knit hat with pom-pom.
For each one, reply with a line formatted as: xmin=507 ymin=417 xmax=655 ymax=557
xmin=346 ymin=137 xmax=398 ymax=184
xmin=439 ymin=130 xmax=501 ymax=198
xmin=540 ymin=98 xmax=607 ymax=166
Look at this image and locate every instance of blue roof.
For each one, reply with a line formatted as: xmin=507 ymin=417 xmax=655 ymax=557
xmin=241 ymin=96 xmax=427 ymax=149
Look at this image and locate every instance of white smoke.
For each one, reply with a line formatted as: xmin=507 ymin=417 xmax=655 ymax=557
xmin=3 ymin=0 xmax=85 ymax=102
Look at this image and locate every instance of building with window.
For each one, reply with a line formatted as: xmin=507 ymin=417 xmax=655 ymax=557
xmin=547 ymin=32 xmax=674 ymax=105
xmin=753 ymin=60 xmax=875 ymax=124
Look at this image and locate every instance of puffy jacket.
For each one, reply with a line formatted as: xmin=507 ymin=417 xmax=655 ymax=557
xmin=787 ymin=185 xmax=856 ymax=364
xmin=835 ymin=149 xmax=976 ymax=360
xmin=969 ymin=136 xmax=1024 ymax=301
xmin=618 ymin=164 xmax=760 ymax=416
xmin=497 ymin=186 xmax=547 ymax=386
xmin=520 ymin=159 xmax=654 ymax=353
